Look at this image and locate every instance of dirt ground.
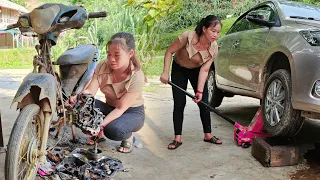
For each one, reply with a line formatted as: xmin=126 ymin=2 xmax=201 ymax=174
xmin=0 ymin=69 xmax=319 ymax=180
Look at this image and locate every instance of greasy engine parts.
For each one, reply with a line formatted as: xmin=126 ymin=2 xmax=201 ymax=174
xmin=73 ymin=94 xmax=105 ymax=135
xmin=55 ymin=148 xmax=125 ymax=179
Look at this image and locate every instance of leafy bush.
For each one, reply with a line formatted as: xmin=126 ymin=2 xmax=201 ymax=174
xmin=156 ymin=17 xmax=237 ymax=51
xmin=159 ymin=0 xmax=262 ymax=33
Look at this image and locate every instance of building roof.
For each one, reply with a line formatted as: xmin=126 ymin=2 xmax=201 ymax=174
xmin=0 ymin=29 xmax=19 ymax=35
xmin=0 ymin=0 xmax=29 ymax=13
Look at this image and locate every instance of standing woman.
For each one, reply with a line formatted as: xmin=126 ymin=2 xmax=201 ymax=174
xmin=160 ymin=15 xmax=222 ymax=150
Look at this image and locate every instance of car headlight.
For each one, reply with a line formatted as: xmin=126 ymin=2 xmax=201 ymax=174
xmin=313 ymin=81 xmax=320 ymax=98
xmin=300 ymin=30 xmax=320 ymax=46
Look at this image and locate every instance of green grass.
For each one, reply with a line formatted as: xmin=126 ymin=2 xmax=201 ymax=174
xmin=142 ymin=56 xmax=164 ymax=77
xmin=0 ymin=48 xmax=34 ymax=69
xmin=143 ymin=85 xmax=159 ymax=93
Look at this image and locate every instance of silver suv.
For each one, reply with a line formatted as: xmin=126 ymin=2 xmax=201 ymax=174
xmin=209 ymin=0 xmax=320 ymax=137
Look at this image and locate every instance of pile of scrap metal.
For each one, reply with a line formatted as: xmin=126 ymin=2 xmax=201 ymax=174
xmin=47 ymin=147 xmax=70 ymax=164
xmin=43 ymin=148 xmax=126 ymax=179
xmin=73 ymin=94 xmax=105 ymax=135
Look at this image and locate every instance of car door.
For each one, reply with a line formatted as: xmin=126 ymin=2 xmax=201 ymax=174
xmin=227 ymin=5 xmax=276 ymax=91
xmin=215 ymin=18 xmax=246 ymax=86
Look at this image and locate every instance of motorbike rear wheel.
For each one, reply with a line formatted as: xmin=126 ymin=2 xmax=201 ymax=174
xmin=5 ymin=104 xmax=42 ymax=180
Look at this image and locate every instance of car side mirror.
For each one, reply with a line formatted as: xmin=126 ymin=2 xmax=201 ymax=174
xmin=246 ymin=10 xmax=275 ymax=28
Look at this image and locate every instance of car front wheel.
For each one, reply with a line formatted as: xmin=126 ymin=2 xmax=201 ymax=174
xmin=262 ymin=69 xmax=304 ymax=137
xmin=207 ymin=69 xmax=224 ymax=108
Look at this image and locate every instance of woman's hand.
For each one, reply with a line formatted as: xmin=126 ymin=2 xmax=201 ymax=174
xmin=68 ymin=95 xmax=77 ymax=106
xmin=160 ymin=72 xmax=170 ymax=84
xmin=93 ymin=129 xmax=104 ymax=137
xmin=83 ymin=128 xmax=103 ymax=137
xmin=193 ymin=91 xmax=203 ymax=103
xmin=67 ymin=90 xmax=92 ymax=107
xmin=64 ymin=95 xmax=77 ymax=110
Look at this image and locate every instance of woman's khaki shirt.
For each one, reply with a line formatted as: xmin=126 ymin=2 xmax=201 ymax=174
xmin=93 ymin=61 xmax=144 ymax=107
xmin=175 ymin=30 xmax=219 ymax=69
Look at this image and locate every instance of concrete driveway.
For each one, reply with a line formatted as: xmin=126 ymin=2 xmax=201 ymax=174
xmin=0 ymin=69 xmax=316 ymax=180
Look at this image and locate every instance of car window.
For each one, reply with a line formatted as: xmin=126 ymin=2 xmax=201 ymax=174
xmin=228 ymin=17 xmax=247 ymax=34
xmin=279 ymin=1 xmax=320 ymax=19
xmin=228 ymin=5 xmax=277 ymax=34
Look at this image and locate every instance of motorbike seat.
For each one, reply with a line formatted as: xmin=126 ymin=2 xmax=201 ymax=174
xmin=56 ymin=44 xmax=95 ymax=65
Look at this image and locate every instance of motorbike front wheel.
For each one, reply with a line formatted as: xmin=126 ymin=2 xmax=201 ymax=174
xmin=5 ymin=104 xmax=42 ymax=180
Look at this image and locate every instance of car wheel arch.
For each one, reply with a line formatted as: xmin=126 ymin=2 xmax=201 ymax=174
xmin=260 ymin=51 xmax=292 ymax=97
xmin=210 ymin=62 xmax=215 ymax=71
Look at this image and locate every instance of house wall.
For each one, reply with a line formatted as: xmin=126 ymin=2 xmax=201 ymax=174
xmin=0 ymin=7 xmax=20 ymax=24
xmin=0 ymin=6 xmax=30 ymax=49
xmin=0 ymin=33 xmax=14 ymax=48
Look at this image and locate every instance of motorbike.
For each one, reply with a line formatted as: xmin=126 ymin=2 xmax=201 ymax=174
xmin=4 ymin=3 xmax=106 ymax=180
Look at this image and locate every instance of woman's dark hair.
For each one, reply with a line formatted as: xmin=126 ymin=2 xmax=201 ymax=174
xmin=195 ymin=15 xmax=222 ymax=37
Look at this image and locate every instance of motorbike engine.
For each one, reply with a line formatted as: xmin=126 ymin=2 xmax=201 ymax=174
xmin=73 ymin=94 xmax=105 ymax=135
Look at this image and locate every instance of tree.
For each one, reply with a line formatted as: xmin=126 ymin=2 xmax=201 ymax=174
xmin=123 ymin=0 xmax=182 ymax=27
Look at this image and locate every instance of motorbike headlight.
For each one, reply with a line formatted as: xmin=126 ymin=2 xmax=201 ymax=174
xmin=300 ymin=30 xmax=320 ymax=46
xmin=19 ymin=17 xmax=30 ymax=28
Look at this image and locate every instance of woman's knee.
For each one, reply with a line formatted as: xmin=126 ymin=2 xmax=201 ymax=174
xmin=103 ymin=126 xmax=131 ymax=141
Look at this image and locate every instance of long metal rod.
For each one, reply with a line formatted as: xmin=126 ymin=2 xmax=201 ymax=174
xmin=168 ymin=81 xmax=235 ymax=125
xmin=0 ymin=110 xmax=5 ymax=153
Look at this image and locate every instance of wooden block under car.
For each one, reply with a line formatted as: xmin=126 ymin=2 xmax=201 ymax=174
xmin=251 ymin=138 xmax=299 ymax=167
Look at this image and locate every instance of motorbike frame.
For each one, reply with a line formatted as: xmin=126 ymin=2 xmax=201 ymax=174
xmin=5 ymin=3 xmax=107 ymax=179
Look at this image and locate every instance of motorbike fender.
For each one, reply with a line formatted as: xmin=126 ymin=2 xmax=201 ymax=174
xmin=11 ymin=73 xmax=57 ymax=112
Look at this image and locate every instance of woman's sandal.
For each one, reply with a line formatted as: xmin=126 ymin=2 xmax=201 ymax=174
xmin=168 ymin=140 xmax=182 ymax=150
xmin=87 ymin=136 xmax=106 ymax=145
xmin=204 ymin=136 xmax=222 ymax=144
xmin=118 ymin=140 xmax=133 ymax=153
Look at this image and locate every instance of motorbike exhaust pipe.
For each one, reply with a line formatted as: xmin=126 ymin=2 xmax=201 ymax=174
xmin=168 ymin=81 xmax=235 ymax=125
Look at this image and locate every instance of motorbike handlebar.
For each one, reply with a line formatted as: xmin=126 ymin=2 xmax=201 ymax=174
xmin=6 ymin=23 xmax=19 ymax=30
xmin=87 ymin=11 xmax=107 ymax=19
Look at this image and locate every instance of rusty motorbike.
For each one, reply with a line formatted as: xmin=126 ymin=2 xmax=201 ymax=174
xmin=4 ymin=3 xmax=106 ymax=180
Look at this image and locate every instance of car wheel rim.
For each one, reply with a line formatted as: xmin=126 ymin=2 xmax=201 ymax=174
xmin=265 ymin=79 xmax=285 ymax=126
xmin=207 ymin=71 xmax=214 ymax=102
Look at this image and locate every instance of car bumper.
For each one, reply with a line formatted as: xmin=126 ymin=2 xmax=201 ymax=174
xmin=291 ymin=47 xmax=320 ymax=114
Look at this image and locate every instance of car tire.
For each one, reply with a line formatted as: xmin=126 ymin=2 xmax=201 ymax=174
xmin=207 ymin=69 xmax=224 ymax=108
xmin=262 ymin=69 xmax=304 ymax=137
